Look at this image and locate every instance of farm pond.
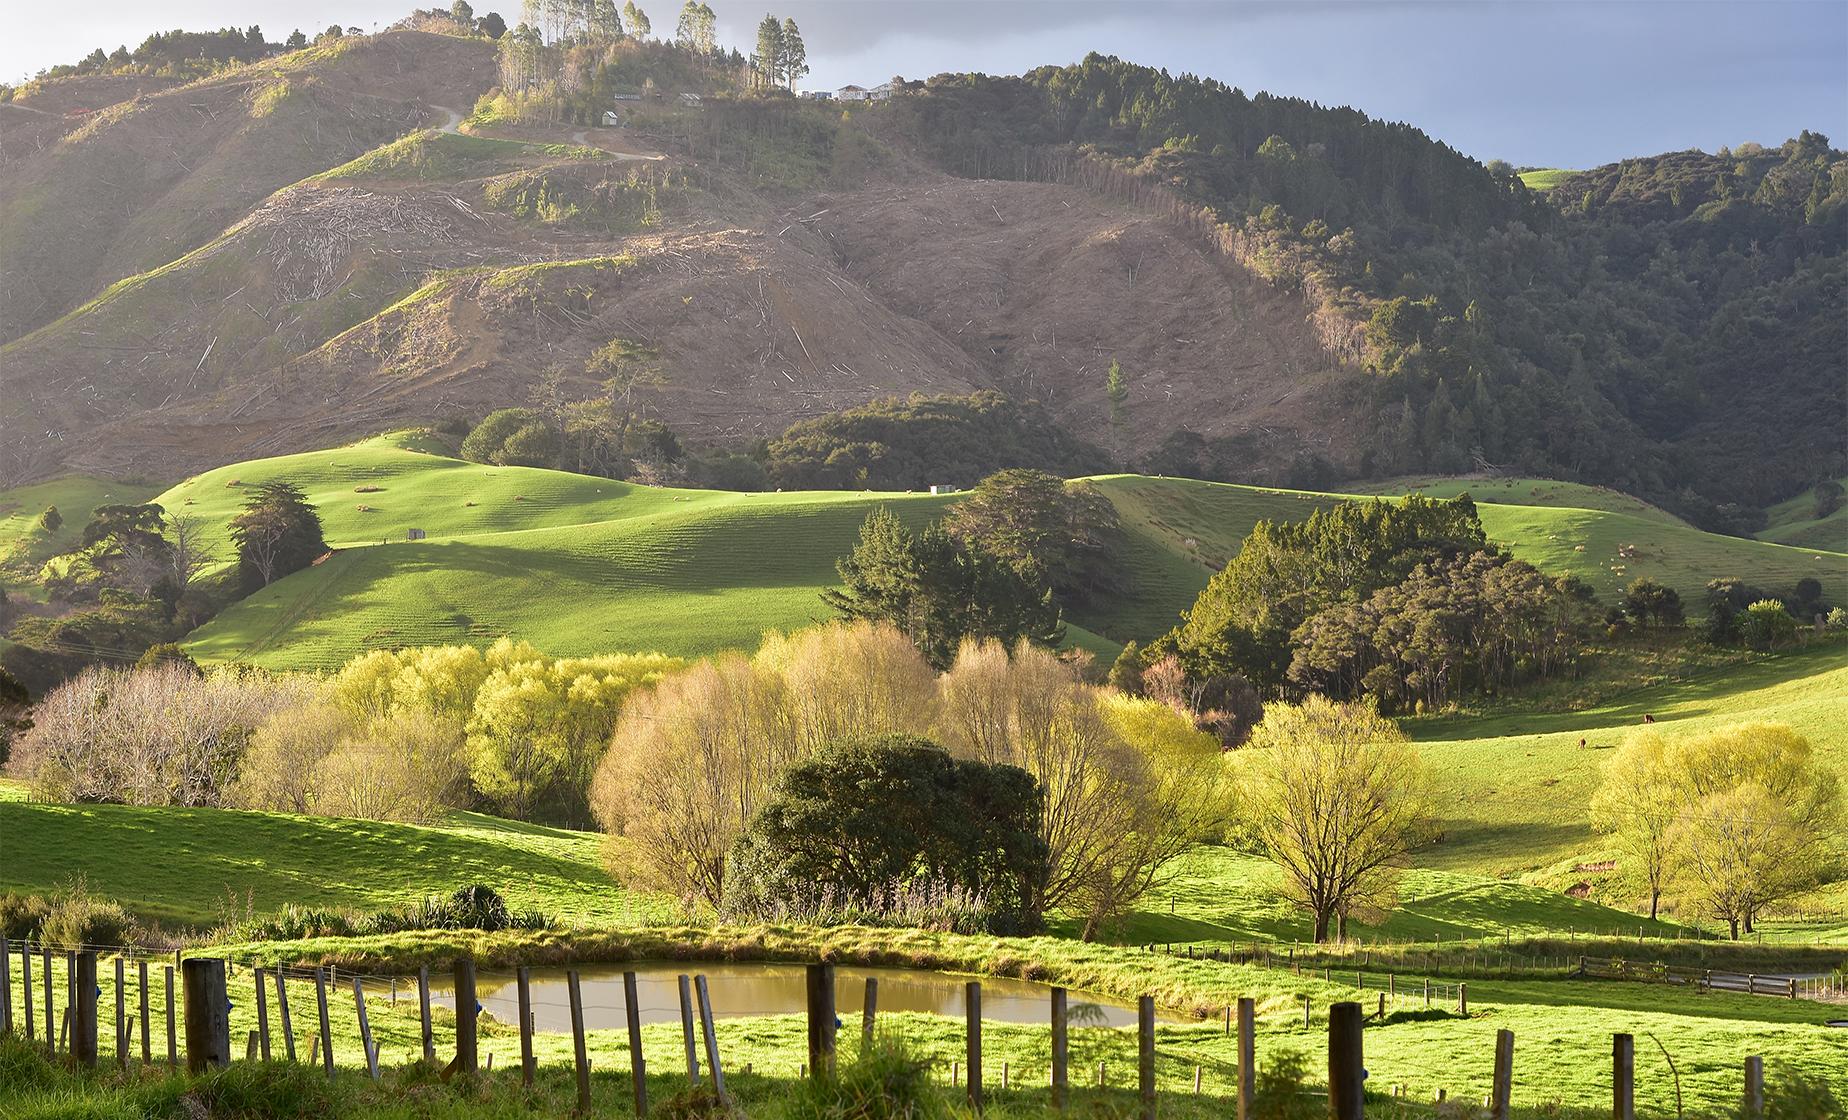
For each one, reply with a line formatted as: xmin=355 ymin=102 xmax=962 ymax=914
xmin=367 ymin=963 xmax=1186 ymax=1033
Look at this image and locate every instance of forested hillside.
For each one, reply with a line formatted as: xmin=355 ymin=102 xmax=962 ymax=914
xmin=888 ymin=57 xmax=1848 ymax=529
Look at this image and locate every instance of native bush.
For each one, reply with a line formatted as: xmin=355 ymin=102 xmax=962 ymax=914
xmin=0 ymin=891 xmax=52 ymax=939
xmin=722 ymin=734 xmax=1048 ymax=933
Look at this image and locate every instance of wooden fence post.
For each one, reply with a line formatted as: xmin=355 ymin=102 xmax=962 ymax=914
xmin=0 ymin=936 xmax=10 ymax=1038
xmin=567 ymin=970 xmax=590 ymax=1114
xmin=314 ymin=967 xmax=334 ymax=1079
xmin=1743 ymin=1056 xmax=1763 ymax=1119
xmin=1328 ymin=1001 xmax=1363 ymax=1120
xmin=677 ymin=974 xmax=700 ymax=1083
xmin=966 ymin=981 xmax=984 ymax=1112
xmin=516 ymin=966 xmax=535 ymax=1088
xmin=453 ymin=958 xmax=478 ymax=1075
xmin=806 ymin=963 xmax=836 ymax=1078
xmin=1459 ymin=982 xmax=1468 ymax=1015
xmin=1137 ymin=995 xmax=1155 ymax=1120
xmin=254 ymin=969 xmax=270 ymax=1062
xmin=1612 ymin=1033 xmax=1633 ymax=1120
xmin=182 ymin=958 xmax=230 ymax=1074
xmin=139 ymin=960 xmax=150 ymax=1065
xmin=623 ymin=971 xmax=647 ymax=1118
xmin=42 ymin=947 xmax=53 ymax=1050
xmin=1490 ymin=1028 xmax=1515 ymax=1120
xmin=72 ymin=951 xmax=98 ymax=1068
xmin=862 ymin=977 xmax=878 ymax=1049
xmin=1237 ymin=996 xmax=1255 ymax=1120
xmin=164 ymin=966 xmax=176 ymax=1066
xmin=19 ymin=944 xmax=32 ymax=1045
xmin=115 ymin=956 xmax=126 ymax=1067
xmin=353 ymin=978 xmax=379 ymax=1081
xmin=695 ymin=974 xmax=727 ymax=1106
xmin=274 ymin=971 xmax=295 ymax=1062
xmin=1051 ymin=986 xmax=1069 ymax=1110
xmin=417 ymin=965 xmax=434 ymax=1063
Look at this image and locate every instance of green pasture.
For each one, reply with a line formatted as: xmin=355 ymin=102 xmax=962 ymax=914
xmin=0 ymin=791 xmax=659 ymax=930
xmin=1408 ymin=643 xmax=1848 ymax=879
xmin=1758 ymin=476 xmax=1848 ymax=552
xmin=1517 ymin=168 xmax=1578 ymax=191
xmin=1352 ymin=475 xmax=1689 ymax=526
xmin=6 ymin=927 xmax=1838 ymax=1116
xmin=0 ymin=476 xmax=161 ymax=593
xmin=89 ymin=441 xmax=1835 ymax=669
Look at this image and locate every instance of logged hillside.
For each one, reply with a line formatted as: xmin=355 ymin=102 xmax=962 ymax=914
xmin=0 ymin=32 xmax=494 ymax=346
xmin=2 ymin=34 xmax=1842 ymax=529
xmin=103 ymin=435 xmax=1840 ymax=671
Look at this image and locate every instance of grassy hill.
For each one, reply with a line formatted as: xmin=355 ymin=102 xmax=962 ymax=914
xmin=0 ymin=779 xmax=657 ymax=929
xmin=0 ymin=475 xmax=160 ymax=598
xmin=1758 ymin=477 xmax=1848 ymax=552
xmin=1409 ymin=643 xmax=1848 ymax=894
xmin=1517 ymin=168 xmax=1578 ymax=191
xmin=127 ymin=438 xmax=1845 ymax=670
xmin=1352 ymin=474 xmax=1690 ymax=526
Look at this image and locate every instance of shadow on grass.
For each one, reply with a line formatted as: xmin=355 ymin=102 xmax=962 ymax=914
xmin=1406 ymin=643 xmax=1847 ymax=743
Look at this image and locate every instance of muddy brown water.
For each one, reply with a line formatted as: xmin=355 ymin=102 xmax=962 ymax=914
xmin=372 ymin=962 xmax=1185 ymax=1033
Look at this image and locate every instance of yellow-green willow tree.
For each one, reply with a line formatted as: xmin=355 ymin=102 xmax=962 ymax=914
xmin=1245 ymin=696 xmax=1433 ymax=943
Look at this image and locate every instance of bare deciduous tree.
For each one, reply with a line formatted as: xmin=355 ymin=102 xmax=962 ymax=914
xmin=9 ymin=664 xmax=308 ymax=806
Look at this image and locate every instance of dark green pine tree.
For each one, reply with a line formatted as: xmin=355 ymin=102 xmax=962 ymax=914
xmin=229 ymin=481 xmax=327 ymax=593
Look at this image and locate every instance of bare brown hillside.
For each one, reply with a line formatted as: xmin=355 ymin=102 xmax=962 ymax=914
xmin=0 ymin=31 xmax=494 ymax=344
xmin=0 ymin=74 xmax=187 ymax=166
xmin=807 ymin=178 xmax=1354 ymax=458
xmin=0 ymin=31 xmax=1362 ymax=486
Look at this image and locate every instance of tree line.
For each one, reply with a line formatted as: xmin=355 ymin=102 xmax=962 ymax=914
xmin=0 ymin=481 xmax=327 ymax=694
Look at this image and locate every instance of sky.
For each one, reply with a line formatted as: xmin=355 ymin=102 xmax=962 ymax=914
xmin=7 ymin=0 xmax=1845 ymax=169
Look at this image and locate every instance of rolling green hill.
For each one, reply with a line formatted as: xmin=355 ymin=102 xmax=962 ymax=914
xmin=1757 ymin=477 xmax=1848 ymax=552
xmin=1410 ymin=643 xmax=1848 ymax=890
xmin=0 ymin=779 xmax=656 ymax=929
xmin=24 ymin=437 xmax=1810 ymax=669
xmin=3 ymin=434 xmax=1840 ymax=669
xmin=1517 ymin=167 xmax=1578 ymax=190
xmin=1351 ymin=474 xmax=1690 ymax=526
xmin=0 ymin=476 xmax=161 ymax=598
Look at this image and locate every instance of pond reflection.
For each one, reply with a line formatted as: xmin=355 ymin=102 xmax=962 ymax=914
xmin=373 ymin=961 xmax=1184 ymax=1033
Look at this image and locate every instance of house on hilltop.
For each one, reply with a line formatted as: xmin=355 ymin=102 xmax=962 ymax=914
xmin=836 ymin=83 xmax=895 ymax=103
